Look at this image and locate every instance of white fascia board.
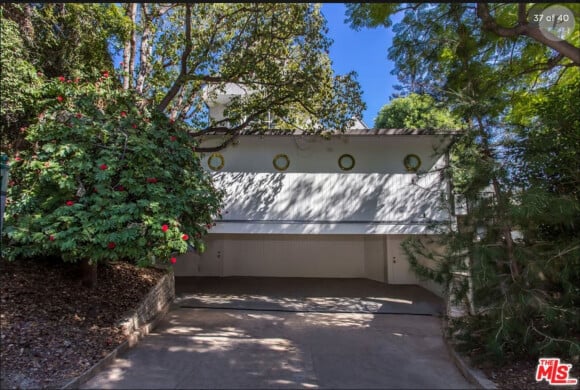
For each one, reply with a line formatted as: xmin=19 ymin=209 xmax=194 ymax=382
xmin=210 ymin=220 xmax=454 ymax=235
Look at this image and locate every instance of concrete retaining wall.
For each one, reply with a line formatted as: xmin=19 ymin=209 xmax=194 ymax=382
xmin=118 ymin=269 xmax=175 ymax=335
xmin=62 ymin=268 xmax=175 ymax=389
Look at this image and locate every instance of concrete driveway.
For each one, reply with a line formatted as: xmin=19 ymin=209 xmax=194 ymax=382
xmin=82 ymin=278 xmax=473 ymax=389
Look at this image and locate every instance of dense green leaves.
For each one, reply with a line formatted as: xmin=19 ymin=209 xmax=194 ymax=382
xmin=119 ymin=3 xmax=365 ymax=150
xmin=0 ymin=11 xmax=42 ymax=151
xmin=4 ymin=76 xmax=223 ymax=267
xmin=374 ymin=93 xmax=464 ymax=130
xmin=347 ymin=3 xmax=580 ymax=363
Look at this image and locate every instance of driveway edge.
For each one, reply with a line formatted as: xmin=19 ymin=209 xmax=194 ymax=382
xmin=440 ymin=318 xmax=497 ymax=389
xmin=60 ymin=270 xmax=175 ymax=390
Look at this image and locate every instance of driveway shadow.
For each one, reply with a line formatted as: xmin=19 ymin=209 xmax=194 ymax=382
xmin=175 ymin=277 xmax=444 ymax=316
xmin=82 ymin=278 xmax=472 ymax=389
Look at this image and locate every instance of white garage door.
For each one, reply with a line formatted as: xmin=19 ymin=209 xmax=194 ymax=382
xmin=174 ymin=234 xmax=389 ymax=281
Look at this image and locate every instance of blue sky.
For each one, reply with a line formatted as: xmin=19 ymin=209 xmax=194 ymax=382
xmin=320 ymin=3 xmax=399 ymax=127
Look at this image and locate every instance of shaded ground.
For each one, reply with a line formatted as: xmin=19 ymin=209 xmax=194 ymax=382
xmin=0 ymin=262 xmax=576 ymax=389
xmin=82 ymin=308 xmax=473 ymax=389
xmin=176 ymin=276 xmax=444 ymax=316
xmin=0 ymin=257 xmax=166 ymax=389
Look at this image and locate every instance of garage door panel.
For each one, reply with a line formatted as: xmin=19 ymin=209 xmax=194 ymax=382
xmin=223 ymin=235 xmax=366 ymax=278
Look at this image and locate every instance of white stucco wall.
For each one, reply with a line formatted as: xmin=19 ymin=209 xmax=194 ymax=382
xmin=200 ymin=134 xmax=453 ymax=235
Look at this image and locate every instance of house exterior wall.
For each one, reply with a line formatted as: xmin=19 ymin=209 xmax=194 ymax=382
xmin=201 ymin=134 xmax=453 ymax=235
xmin=174 ymin=133 xmax=453 ymax=295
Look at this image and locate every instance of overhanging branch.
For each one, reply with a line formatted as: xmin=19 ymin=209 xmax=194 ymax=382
xmin=477 ymin=3 xmax=580 ymax=65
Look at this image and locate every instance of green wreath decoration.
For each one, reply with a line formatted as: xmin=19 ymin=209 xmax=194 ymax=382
xmin=273 ymin=154 xmax=290 ymax=171
xmin=207 ymin=152 xmax=225 ymax=171
xmin=403 ymin=154 xmax=421 ymax=172
xmin=338 ymin=154 xmax=355 ymax=171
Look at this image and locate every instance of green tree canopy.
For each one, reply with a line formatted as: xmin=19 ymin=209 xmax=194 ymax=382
xmin=118 ymin=3 xmax=364 ymax=151
xmin=374 ymin=93 xmax=464 ymax=130
xmin=1 ymin=3 xmax=129 ymax=152
xmin=346 ymin=3 xmax=580 ymax=363
xmin=2 ymin=3 xmax=365 ymax=154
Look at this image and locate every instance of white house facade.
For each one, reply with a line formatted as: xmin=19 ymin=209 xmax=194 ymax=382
xmin=174 ymin=129 xmax=456 ymax=296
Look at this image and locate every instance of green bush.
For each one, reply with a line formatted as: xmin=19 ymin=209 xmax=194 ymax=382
xmin=3 ymin=74 xmax=223 ymax=267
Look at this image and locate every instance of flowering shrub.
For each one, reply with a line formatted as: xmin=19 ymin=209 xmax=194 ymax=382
xmin=4 ymin=74 xmax=223 ymax=267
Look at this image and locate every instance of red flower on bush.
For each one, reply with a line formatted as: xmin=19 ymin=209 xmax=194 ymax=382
xmin=170 ymin=257 xmax=177 ymax=264
xmin=49 ymin=235 xmax=55 ymax=241
xmin=162 ymin=224 xmax=169 ymax=232
xmin=100 ymin=164 xmax=108 ymax=170
xmin=14 ymin=157 xmax=22 ymax=162
xmin=120 ymin=111 xmax=127 ymax=118
xmin=76 ymin=113 xmax=82 ymax=119
xmin=182 ymin=234 xmax=189 ymax=241
xmin=169 ymin=119 xmax=175 ymax=124
xmin=146 ymin=177 xmax=158 ymax=183
xmin=102 ymin=70 xmax=109 ymax=78
xmin=170 ymin=136 xmax=177 ymax=142
xmin=108 ymin=242 xmax=116 ymax=249
xmin=116 ymin=185 xmax=125 ymax=191
xmin=132 ymin=123 xmax=137 ymax=129
xmin=58 ymin=76 xmax=65 ymax=82
xmin=66 ymin=200 xmax=74 ymax=206
xmin=56 ymin=96 xmax=64 ymax=102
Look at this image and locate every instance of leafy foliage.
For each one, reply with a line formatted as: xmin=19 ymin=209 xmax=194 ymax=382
xmin=4 ymin=75 xmax=223 ymax=267
xmin=0 ymin=10 xmax=42 ymax=151
xmin=117 ymin=3 xmax=365 ymax=151
xmin=348 ymin=3 xmax=580 ymax=364
xmin=22 ymin=3 xmax=129 ymax=79
xmin=374 ymin=93 xmax=465 ymax=130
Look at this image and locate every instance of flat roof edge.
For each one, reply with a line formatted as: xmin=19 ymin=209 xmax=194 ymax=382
xmin=200 ymin=128 xmax=462 ymax=137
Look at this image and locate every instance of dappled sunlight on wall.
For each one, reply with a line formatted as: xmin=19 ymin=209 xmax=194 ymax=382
xmin=214 ymin=172 xmax=449 ymax=230
xmin=202 ymin=134 xmax=454 ymax=235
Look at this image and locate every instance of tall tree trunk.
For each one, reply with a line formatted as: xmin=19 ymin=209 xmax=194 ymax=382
xmin=135 ymin=4 xmax=152 ymax=95
xmin=80 ymin=259 xmax=97 ymax=288
xmin=123 ymin=3 xmax=137 ymax=90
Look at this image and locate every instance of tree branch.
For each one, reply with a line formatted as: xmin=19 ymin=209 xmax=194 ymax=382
xmin=157 ymin=3 xmax=192 ymax=112
xmin=517 ymin=3 xmax=526 ymax=26
xmin=524 ymin=27 xmax=580 ymax=65
xmin=477 ymin=3 xmax=580 ymax=65
xmin=188 ymin=92 xmax=296 ymax=152
xmin=193 ymin=135 xmax=240 ymax=153
xmin=516 ymin=53 xmax=567 ymax=76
